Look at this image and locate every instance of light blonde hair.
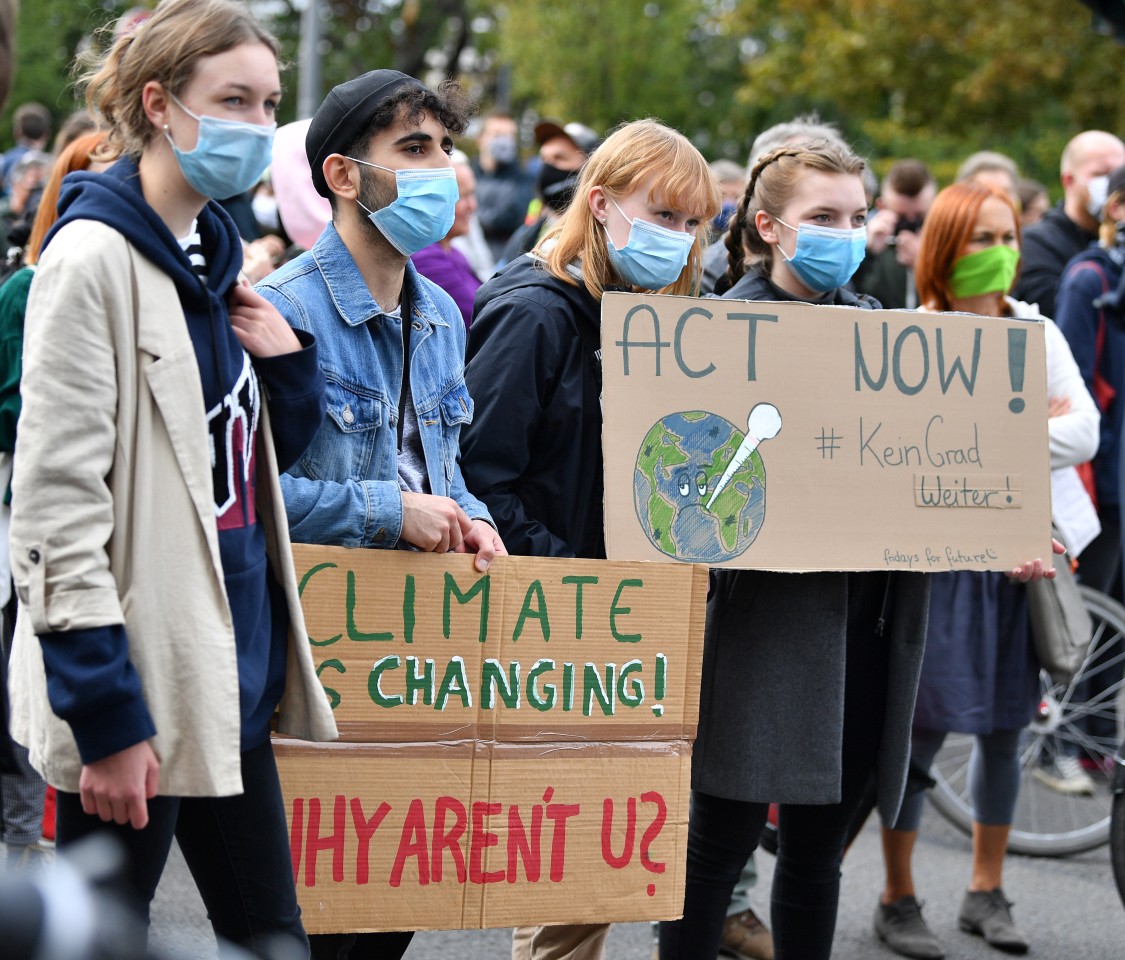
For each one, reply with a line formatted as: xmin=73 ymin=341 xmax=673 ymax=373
xmin=725 ymin=139 xmax=866 ymax=287
xmin=535 ymin=119 xmax=720 ymax=301
xmin=82 ymin=0 xmax=278 ymax=161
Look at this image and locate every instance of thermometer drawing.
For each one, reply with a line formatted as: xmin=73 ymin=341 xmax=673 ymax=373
xmin=705 ymin=402 xmax=782 ymax=508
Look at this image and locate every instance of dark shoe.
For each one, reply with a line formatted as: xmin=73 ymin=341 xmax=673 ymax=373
xmin=873 ymin=896 xmax=944 ymax=959
xmin=958 ymin=888 xmax=1029 ymax=954
xmin=720 ymin=908 xmax=775 ymax=960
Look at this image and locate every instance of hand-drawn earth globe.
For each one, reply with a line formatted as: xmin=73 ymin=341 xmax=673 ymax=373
xmin=633 ymin=410 xmax=766 ymax=562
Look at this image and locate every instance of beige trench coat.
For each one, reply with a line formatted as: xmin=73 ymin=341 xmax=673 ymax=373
xmin=8 ymin=218 xmax=336 ymax=796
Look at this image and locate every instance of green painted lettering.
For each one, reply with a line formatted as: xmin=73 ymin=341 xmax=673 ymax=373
xmin=435 ymin=656 xmax=472 ymax=711
xmin=610 ymin=579 xmax=644 ymax=643
xmin=443 ymin=572 xmax=490 ymax=644
xmin=368 ymin=655 xmax=402 ymax=707
xmin=481 ymin=659 xmax=520 ymax=709
xmin=404 ymin=657 xmax=434 ymax=706
xmin=527 ymin=659 xmax=557 ymax=711
xmin=403 ymin=574 xmax=415 ymax=644
xmin=298 ymin=562 xmax=342 ymax=646
xmin=347 ymin=570 xmax=394 ymax=641
xmin=618 ymin=659 xmax=644 ymax=707
xmin=513 ymin=580 xmax=551 ymax=643
xmin=583 ymin=662 xmax=617 ymax=717
xmin=562 ymin=661 xmax=574 ymax=712
xmin=315 ymin=658 xmax=345 ymax=710
xmin=561 ymin=575 xmax=598 ymax=640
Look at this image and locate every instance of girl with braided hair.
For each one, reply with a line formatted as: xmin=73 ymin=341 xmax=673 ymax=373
xmin=660 ymin=141 xmax=1056 ymax=960
xmin=722 ymin=139 xmax=873 ymax=304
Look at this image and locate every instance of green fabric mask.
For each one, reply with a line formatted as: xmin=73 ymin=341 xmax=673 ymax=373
xmin=949 ymin=244 xmax=1020 ymax=298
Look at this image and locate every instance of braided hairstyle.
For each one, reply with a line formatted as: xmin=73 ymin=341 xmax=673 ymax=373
xmin=724 ymin=139 xmax=867 ymax=288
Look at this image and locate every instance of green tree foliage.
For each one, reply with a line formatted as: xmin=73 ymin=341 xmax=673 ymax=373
xmin=270 ymin=0 xmax=475 ymax=121
xmin=2 ymin=0 xmax=132 ymax=149
xmin=722 ymin=0 xmax=1125 ymax=186
xmin=492 ymin=0 xmax=746 ymax=159
xmin=1 ymin=1 xmax=479 ymax=144
xmin=6 ymin=0 xmax=1124 ymax=183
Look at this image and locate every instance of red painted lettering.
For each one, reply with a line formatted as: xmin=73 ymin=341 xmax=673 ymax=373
xmin=506 ymin=802 xmax=543 ymax=883
xmin=304 ymin=795 xmax=346 ymax=886
xmin=469 ymin=801 xmax=505 ymax=884
xmin=289 ymin=797 xmax=304 ymax=881
xmin=544 ymin=789 xmax=581 ymax=882
xmin=351 ymin=797 xmax=392 ymax=886
xmin=431 ymin=796 xmax=468 ymax=883
xmin=389 ymin=798 xmax=431 ymax=888
xmin=600 ymin=796 xmax=637 ymax=869
xmin=639 ymin=790 xmax=667 ymax=874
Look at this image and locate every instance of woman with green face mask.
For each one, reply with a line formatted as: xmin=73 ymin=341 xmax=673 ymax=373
xmin=871 ymin=183 xmax=1099 ymax=960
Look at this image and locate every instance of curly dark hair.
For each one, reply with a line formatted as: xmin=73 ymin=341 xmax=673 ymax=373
xmin=339 ymin=80 xmax=475 ymax=160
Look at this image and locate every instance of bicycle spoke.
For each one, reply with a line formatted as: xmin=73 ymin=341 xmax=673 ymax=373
xmin=1053 ymin=725 xmax=1110 ymax=758
xmin=1069 ymin=647 xmax=1125 ymax=687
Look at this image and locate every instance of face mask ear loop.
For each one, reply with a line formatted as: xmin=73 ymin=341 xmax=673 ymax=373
xmin=600 ymin=196 xmax=629 ymax=251
xmin=773 ymin=217 xmax=798 ymax=263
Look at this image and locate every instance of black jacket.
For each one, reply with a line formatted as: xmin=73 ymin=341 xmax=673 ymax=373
xmin=1014 ymin=202 xmax=1097 ymax=319
xmin=461 ymin=255 xmax=607 ymax=559
xmin=725 ymin=269 xmax=881 ymax=309
xmin=852 ymin=246 xmax=916 ymax=309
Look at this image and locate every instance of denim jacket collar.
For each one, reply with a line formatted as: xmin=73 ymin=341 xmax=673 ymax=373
xmin=312 ymin=222 xmax=451 ymax=333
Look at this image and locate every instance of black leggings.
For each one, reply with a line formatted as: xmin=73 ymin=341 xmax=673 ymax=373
xmin=660 ymin=586 xmax=891 ymax=960
xmin=57 ymin=739 xmax=307 ymax=956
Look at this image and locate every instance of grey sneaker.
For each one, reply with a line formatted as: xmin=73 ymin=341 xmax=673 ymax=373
xmin=874 ymin=896 xmax=944 ymax=959
xmin=958 ymin=888 xmax=1029 ymax=954
xmin=1031 ymin=754 xmax=1095 ymax=795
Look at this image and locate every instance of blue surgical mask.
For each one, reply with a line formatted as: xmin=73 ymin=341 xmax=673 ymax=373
xmin=165 ymin=95 xmax=275 ymax=200
xmin=603 ymin=199 xmax=696 ymax=290
xmin=351 ymin=158 xmax=459 ymax=256
xmin=776 ymin=218 xmax=867 ymax=293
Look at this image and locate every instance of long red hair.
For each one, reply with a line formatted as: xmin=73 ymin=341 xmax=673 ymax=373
xmin=26 ymin=130 xmax=108 ymax=265
xmin=915 ymin=182 xmax=1022 ymax=311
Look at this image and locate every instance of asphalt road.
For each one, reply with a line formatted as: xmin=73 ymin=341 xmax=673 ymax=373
xmin=145 ymin=800 xmax=1125 ymax=960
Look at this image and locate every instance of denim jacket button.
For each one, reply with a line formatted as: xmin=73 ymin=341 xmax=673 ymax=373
xmin=374 ymin=528 xmax=385 ymax=543
xmin=342 ymin=404 xmax=355 ymax=425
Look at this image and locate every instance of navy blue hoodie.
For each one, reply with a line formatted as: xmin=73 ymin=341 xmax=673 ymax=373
xmin=36 ymin=158 xmax=325 ymax=763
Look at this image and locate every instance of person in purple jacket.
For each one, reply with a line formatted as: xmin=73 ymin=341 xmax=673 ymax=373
xmin=411 ymin=148 xmax=482 ymax=328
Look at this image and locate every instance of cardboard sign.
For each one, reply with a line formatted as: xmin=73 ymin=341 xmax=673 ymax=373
xmin=278 ymin=546 xmax=706 ymax=931
xmin=276 ymin=739 xmax=689 ymax=932
xmin=294 ymin=546 xmax=707 ymax=741
xmin=601 ymin=293 xmax=1052 ymax=571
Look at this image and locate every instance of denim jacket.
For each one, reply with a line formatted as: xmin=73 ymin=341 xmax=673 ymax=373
xmin=257 ymin=223 xmax=491 ymax=547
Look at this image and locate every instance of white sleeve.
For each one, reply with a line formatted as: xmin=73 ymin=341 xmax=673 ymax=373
xmin=1045 ymin=317 xmax=1100 ymax=470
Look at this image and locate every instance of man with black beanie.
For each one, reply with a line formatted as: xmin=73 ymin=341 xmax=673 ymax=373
xmin=256 ymin=69 xmax=506 ymax=960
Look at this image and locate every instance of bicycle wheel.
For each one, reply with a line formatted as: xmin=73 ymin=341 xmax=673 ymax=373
xmin=929 ymin=585 xmax=1125 ymax=856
